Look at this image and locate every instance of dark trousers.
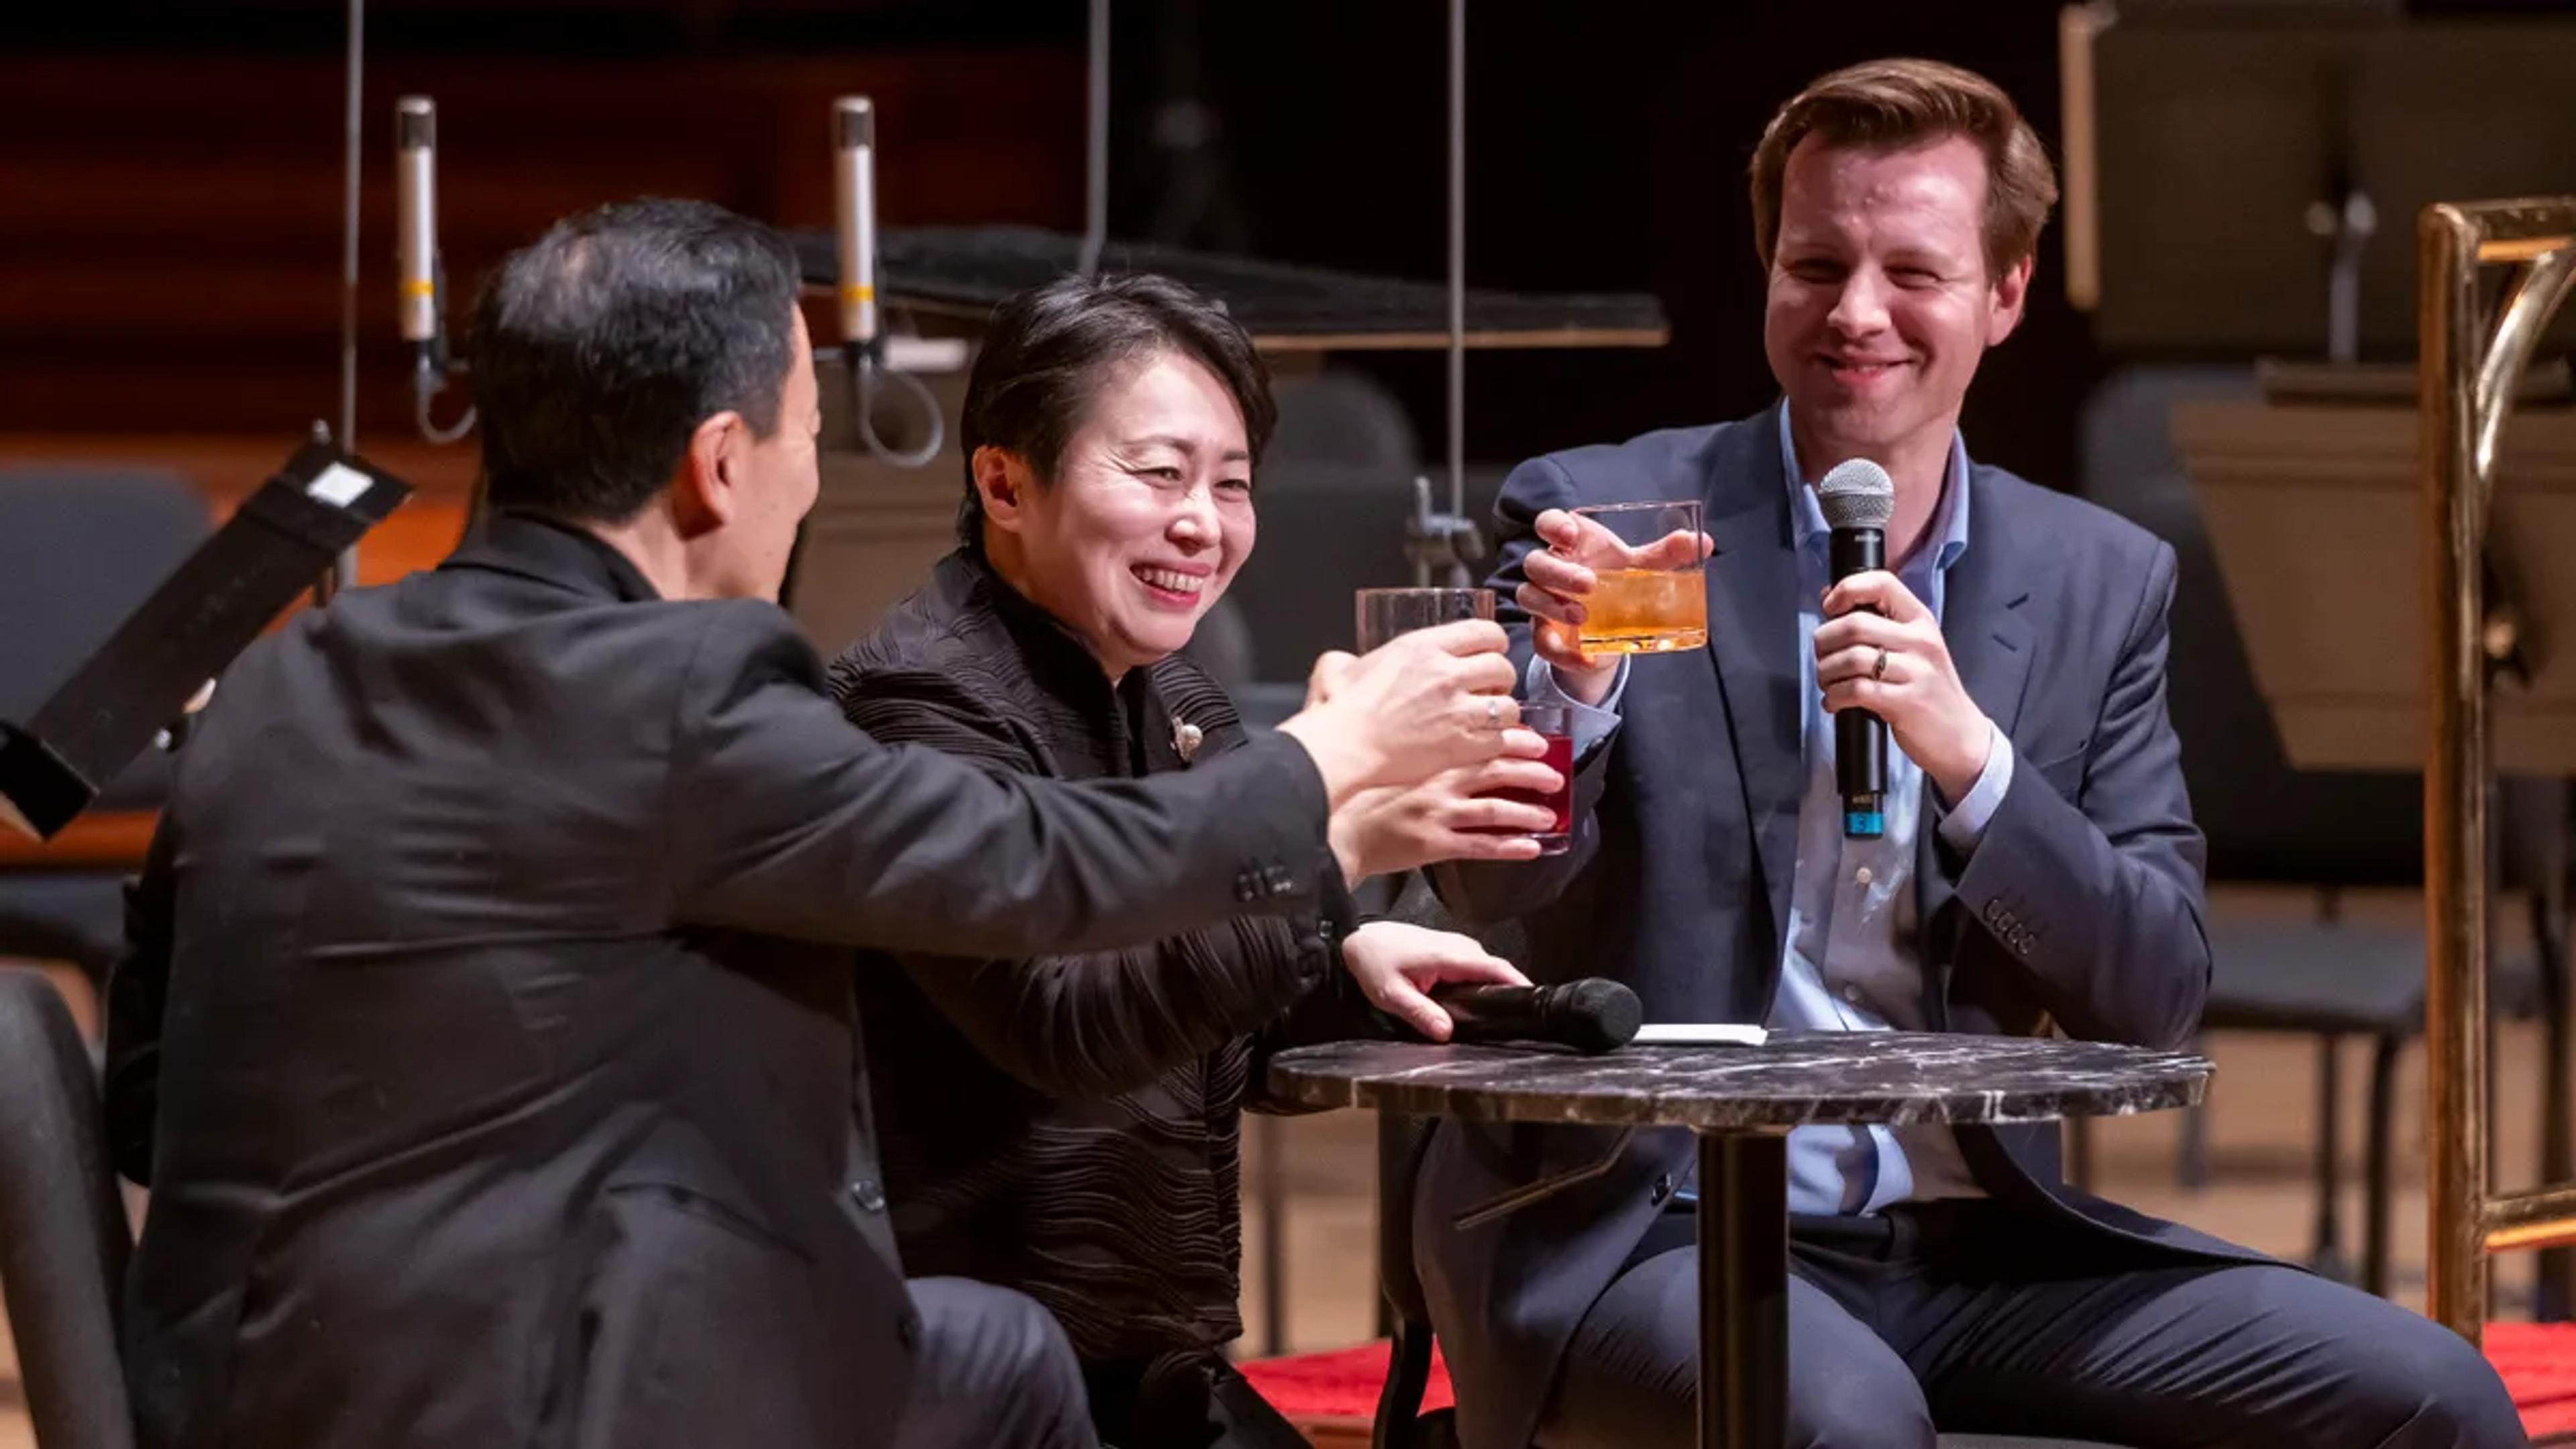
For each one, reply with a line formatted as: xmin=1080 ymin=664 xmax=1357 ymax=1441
xmin=894 ymin=1277 xmax=1101 ymax=1449
xmin=1534 ymin=1201 xmax=2526 ymax=1449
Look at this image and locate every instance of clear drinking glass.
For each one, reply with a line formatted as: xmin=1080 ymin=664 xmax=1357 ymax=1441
xmin=1495 ymin=698 xmax=1572 ymax=855
xmin=1566 ymin=500 xmax=1708 ymax=655
xmin=1354 ymin=586 xmax=1495 ymax=653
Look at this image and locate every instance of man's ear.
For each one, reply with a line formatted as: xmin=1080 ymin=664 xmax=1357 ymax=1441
xmin=673 ymin=410 xmax=749 ymax=537
xmin=972 ymin=446 xmax=1036 ymax=535
xmin=1986 ymin=254 xmax=2033 ymax=347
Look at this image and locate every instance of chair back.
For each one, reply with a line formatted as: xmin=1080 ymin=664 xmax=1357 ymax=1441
xmin=0 ymin=967 xmax=135 ymax=1449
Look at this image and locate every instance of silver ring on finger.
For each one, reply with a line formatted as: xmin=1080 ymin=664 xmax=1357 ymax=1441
xmin=1872 ymin=646 xmax=1891 ymax=682
xmin=1485 ymin=696 xmax=1503 ymax=730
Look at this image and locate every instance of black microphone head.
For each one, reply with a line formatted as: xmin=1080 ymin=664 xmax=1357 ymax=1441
xmin=1817 ymin=458 xmax=1894 ymax=531
xmin=1556 ymin=978 xmax=1643 ymax=1054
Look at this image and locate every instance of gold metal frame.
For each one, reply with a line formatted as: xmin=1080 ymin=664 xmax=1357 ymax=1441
xmin=2422 ymin=196 xmax=2576 ymax=1340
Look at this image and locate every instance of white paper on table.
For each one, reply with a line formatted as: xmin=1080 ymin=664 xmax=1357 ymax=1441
xmin=1631 ymin=1023 xmax=1770 ymax=1046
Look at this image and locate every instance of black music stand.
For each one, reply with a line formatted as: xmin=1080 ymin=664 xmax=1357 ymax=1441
xmin=0 ymin=441 xmax=412 ymax=841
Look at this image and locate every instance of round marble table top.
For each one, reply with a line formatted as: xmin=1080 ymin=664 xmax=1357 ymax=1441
xmin=1266 ymin=1032 xmax=2210 ymax=1132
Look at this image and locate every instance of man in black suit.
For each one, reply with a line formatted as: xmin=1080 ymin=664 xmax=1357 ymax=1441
xmin=103 ymin=199 xmax=1528 ymax=1449
xmin=1422 ymin=60 xmax=2525 ymax=1449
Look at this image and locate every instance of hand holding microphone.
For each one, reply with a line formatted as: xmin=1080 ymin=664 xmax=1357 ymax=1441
xmin=1430 ymin=977 xmax=1642 ymax=1055
xmin=1812 ymin=460 xmax=1993 ymax=812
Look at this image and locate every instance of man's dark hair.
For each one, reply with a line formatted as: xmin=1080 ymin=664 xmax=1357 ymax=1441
xmin=472 ymin=197 xmax=803 ymax=523
xmin=957 ymin=271 xmax=1275 ymax=550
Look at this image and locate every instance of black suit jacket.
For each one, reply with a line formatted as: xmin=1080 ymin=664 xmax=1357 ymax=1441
xmin=104 ymin=513 xmax=1342 ymax=1449
xmin=1422 ymin=409 xmax=2251 ymax=1449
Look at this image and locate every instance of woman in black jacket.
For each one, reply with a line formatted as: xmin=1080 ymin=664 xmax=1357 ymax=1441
xmin=831 ymin=272 xmax=1559 ymax=1448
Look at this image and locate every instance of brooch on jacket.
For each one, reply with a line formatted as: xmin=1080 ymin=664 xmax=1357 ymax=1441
xmin=1172 ymin=719 xmax=1204 ymax=763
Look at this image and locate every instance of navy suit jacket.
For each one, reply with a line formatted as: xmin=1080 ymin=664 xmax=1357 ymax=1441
xmin=1421 ymin=407 xmax=2257 ymax=1449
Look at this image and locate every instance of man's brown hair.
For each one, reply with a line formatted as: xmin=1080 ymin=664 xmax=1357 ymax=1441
xmin=1748 ymin=58 xmax=2059 ymax=280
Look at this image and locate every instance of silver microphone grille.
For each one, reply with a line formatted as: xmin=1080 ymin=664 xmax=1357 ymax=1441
xmin=1817 ymin=458 xmax=1895 ymax=531
xmin=396 ymin=96 xmax=435 ymax=150
xmin=836 ymin=97 xmax=873 ymax=149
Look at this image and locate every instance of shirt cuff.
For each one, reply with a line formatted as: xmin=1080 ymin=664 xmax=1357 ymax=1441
xmin=1935 ymin=724 xmax=2012 ymax=854
xmin=1526 ymin=655 xmax=1629 ymax=758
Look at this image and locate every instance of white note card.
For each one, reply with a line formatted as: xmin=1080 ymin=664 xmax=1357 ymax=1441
xmin=1632 ymin=1023 xmax=1770 ymax=1046
xmin=305 ymin=462 xmax=372 ymax=508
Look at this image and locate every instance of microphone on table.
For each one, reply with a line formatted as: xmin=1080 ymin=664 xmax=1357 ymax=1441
xmin=1818 ymin=458 xmax=1896 ymax=840
xmin=1432 ymin=979 xmax=1643 ymax=1055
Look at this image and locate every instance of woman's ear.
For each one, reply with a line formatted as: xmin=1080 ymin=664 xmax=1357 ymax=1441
xmin=973 ymin=446 xmax=1036 ymax=536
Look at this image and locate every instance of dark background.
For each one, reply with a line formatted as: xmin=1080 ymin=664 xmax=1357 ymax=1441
xmin=1 ymin=1 xmax=2108 ymax=490
xmin=9 ymin=0 xmax=2569 ymax=488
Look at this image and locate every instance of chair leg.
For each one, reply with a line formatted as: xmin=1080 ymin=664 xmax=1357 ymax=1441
xmin=2365 ymin=1033 xmax=2399 ymax=1299
xmin=2309 ymin=1034 xmax=2349 ymax=1282
xmin=1373 ymin=1320 xmax=1436 ymax=1449
xmin=2536 ymin=879 xmax=2575 ymax=1320
xmin=1256 ymin=1114 xmax=1287 ymax=1355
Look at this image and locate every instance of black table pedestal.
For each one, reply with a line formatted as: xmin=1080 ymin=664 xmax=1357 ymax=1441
xmin=1699 ymin=1130 xmax=1788 ymax=1449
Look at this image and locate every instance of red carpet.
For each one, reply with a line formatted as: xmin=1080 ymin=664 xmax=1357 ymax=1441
xmin=1241 ymin=1324 xmax=2576 ymax=1437
xmin=1237 ymin=1338 xmax=1450 ymax=1421
xmin=2489 ymin=1323 xmax=2576 ymax=1438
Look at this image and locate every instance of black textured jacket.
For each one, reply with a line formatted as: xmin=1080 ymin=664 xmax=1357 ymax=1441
xmin=830 ymin=551 xmax=1366 ymax=1373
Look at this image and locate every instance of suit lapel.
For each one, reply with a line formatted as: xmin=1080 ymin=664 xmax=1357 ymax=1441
xmin=1917 ymin=464 xmax=2035 ymax=1023
xmin=1943 ymin=466 xmax=2036 ymax=742
xmin=1699 ymin=407 xmax=1803 ymax=963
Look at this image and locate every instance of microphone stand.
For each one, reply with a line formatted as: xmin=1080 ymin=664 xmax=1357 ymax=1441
xmin=1404 ymin=0 xmax=1487 ymax=594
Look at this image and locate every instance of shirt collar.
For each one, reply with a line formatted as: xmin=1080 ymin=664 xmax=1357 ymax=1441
xmin=1776 ymin=402 xmax=1972 ymax=574
xmin=441 ymin=507 xmax=663 ymax=603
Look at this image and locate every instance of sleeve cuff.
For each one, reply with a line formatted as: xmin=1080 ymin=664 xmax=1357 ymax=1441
xmin=1527 ymin=655 xmax=1629 ymax=759
xmin=1935 ymin=724 xmax=2012 ymax=854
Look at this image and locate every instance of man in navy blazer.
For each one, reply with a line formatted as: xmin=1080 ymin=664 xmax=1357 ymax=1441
xmin=1424 ymin=58 xmax=2524 ymax=1449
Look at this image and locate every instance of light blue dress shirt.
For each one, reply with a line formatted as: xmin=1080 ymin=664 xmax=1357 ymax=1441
xmin=1531 ymin=407 xmax=2015 ymax=1214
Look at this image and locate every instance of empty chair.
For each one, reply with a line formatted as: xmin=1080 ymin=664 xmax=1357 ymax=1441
xmin=0 ymin=967 xmax=135 ymax=1449
xmin=0 ymin=467 xmax=211 ymax=981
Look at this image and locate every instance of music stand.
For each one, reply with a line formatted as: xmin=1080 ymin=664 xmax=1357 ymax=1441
xmin=2063 ymin=9 xmax=2576 ymax=357
xmin=0 ymin=441 xmax=412 ymax=841
xmin=2172 ymin=396 xmax=2576 ymax=773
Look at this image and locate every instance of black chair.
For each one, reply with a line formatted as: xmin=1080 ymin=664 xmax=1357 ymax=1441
xmin=0 ymin=967 xmax=135 ymax=1449
xmin=0 ymin=467 xmax=210 ymax=982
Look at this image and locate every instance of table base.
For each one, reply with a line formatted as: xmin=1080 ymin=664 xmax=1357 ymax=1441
xmin=1699 ymin=1130 xmax=1787 ymax=1449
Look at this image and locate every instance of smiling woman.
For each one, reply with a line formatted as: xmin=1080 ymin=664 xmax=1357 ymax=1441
xmin=820 ymin=272 xmax=1547 ymax=1449
xmin=948 ymin=272 xmax=1275 ymax=680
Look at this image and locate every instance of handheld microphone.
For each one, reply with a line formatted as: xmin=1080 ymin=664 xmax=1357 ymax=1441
xmin=1431 ymin=979 xmax=1642 ymax=1055
xmin=833 ymin=97 xmax=878 ymax=356
xmin=1818 ymin=458 xmax=1895 ymax=839
xmin=394 ymin=97 xmax=441 ymax=363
